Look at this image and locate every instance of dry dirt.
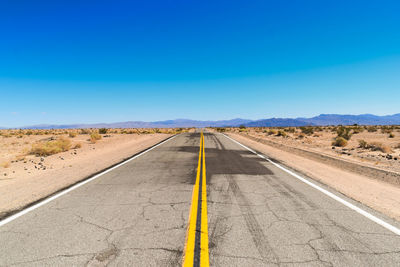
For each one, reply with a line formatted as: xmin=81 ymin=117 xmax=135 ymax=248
xmin=0 ymin=132 xmax=172 ymax=217
xmin=227 ymin=132 xmax=400 ymax=221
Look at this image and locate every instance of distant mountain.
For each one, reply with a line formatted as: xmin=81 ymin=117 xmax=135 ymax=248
xmin=299 ymin=113 xmax=400 ymax=126
xmin=5 ymin=114 xmax=400 ymax=129
xmin=245 ymin=118 xmax=314 ymax=127
xmin=17 ymin=118 xmax=252 ymax=129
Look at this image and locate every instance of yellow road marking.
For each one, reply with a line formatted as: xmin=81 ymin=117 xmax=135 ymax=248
xmin=200 ymin=132 xmax=209 ymax=266
xmin=183 ymin=131 xmax=209 ymax=267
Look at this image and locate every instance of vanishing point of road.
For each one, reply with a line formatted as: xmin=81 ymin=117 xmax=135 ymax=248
xmin=1 ymin=130 xmax=400 ymax=266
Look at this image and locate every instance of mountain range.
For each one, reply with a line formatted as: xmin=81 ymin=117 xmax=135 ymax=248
xmin=2 ymin=114 xmax=400 ymax=129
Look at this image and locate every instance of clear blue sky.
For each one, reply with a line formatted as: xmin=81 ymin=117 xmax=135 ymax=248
xmin=1 ymin=0 xmax=400 ymax=127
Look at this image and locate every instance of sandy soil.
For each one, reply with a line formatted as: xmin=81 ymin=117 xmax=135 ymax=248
xmin=228 ymin=132 xmax=400 ymax=221
xmin=0 ymin=133 xmax=171 ymax=217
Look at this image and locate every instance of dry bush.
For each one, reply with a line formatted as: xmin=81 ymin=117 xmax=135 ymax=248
xmin=332 ymin=137 xmax=347 ymax=147
xmin=358 ymin=139 xmax=369 ymax=149
xmin=368 ymin=142 xmax=392 ymax=153
xmin=80 ymin=129 xmax=90 ymax=134
xmin=268 ymin=129 xmax=277 ymax=135
xmin=90 ymin=132 xmax=102 ymax=143
xmin=29 ymin=137 xmax=72 ymax=156
xmin=389 ymin=133 xmax=395 ymax=138
xmin=99 ymin=128 xmax=108 ymax=134
xmin=300 ymin=126 xmax=314 ymax=135
xmin=336 ymin=126 xmax=352 ymax=140
xmin=73 ymin=143 xmax=82 ymax=149
xmin=69 ymin=132 xmax=77 ymax=138
xmin=276 ymin=130 xmax=287 ymax=137
xmin=1 ymin=161 xmax=10 ymax=168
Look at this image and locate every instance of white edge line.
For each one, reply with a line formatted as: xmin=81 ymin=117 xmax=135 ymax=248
xmin=222 ymin=133 xmax=400 ymax=236
xmin=0 ymin=135 xmax=177 ymax=227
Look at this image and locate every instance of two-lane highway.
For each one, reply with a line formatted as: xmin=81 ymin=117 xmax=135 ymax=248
xmin=1 ymin=131 xmax=400 ymax=266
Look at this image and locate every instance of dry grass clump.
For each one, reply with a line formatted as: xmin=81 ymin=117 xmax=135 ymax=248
xmin=69 ymin=131 xmax=77 ymax=138
xmin=73 ymin=143 xmax=82 ymax=149
xmin=389 ymin=132 xmax=395 ymax=138
xmin=332 ymin=137 xmax=347 ymax=147
xmin=29 ymin=137 xmax=72 ymax=156
xmin=368 ymin=142 xmax=393 ymax=153
xmin=336 ymin=126 xmax=352 ymax=140
xmin=358 ymin=139 xmax=369 ymax=149
xmin=276 ymin=130 xmax=287 ymax=137
xmin=300 ymin=126 xmax=314 ymax=135
xmin=99 ymin=128 xmax=108 ymax=134
xmin=268 ymin=129 xmax=277 ymax=135
xmin=90 ymin=132 xmax=102 ymax=143
xmin=1 ymin=161 xmax=10 ymax=168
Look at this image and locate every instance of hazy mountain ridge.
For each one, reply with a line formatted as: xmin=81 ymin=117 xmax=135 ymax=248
xmin=4 ymin=114 xmax=400 ymax=129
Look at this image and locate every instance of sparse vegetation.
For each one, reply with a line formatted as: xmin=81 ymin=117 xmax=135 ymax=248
xmin=300 ymin=126 xmax=314 ymax=135
xmin=358 ymin=139 xmax=369 ymax=149
xmin=389 ymin=132 xmax=395 ymax=138
xmin=332 ymin=137 xmax=348 ymax=147
xmin=99 ymin=128 xmax=108 ymax=134
xmin=68 ymin=132 xmax=77 ymax=138
xmin=73 ymin=143 xmax=82 ymax=149
xmin=336 ymin=126 xmax=352 ymax=140
xmin=368 ymin=142 xmax=392 ymax=153
xmin=276 ymin=130 xmax=287 ymax=137
xmin=29 ymin=137 xmax=72 ymax=156
xmin=90 ymin=132 xmax=102 ymax=143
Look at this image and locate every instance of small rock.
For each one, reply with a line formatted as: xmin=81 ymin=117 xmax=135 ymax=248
xmin=40 ymin=157 xmax=44 ymax=162
xmin=4 ymin=173 xmax=7 ymax=176
xmin=332 ymin=147 xmax=335 ymax=149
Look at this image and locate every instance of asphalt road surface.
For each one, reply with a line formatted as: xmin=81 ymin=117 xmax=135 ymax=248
xmin=1 ymin=131 xmax=400 ymax=266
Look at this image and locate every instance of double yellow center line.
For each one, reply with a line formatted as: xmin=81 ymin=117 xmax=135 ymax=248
xmin=183 ymin=131 xmax=209 ymax=267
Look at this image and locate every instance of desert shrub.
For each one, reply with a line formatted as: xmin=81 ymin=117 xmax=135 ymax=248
xmin=90 ymin=132 xmax=102 ymax=143
xmin=358 ymin=139 xmax=369 ymax=149
xmin=29 ymin=137 xmax=71 ymax=156
xmin=332 ymin=137 xmax=348 ymax=147
xmin=239 ymin=128 xmax=247 ymax=132
xmin=276 ymin=130 xmax=287 ymax=137
xmin=73 ymin=143 xmax=82 ymax=149
xmin=239 ymin=125 xmax=246 ymax=129
xmin=352 ymin=126 xmax=364 ymax=134
xmin=285 ymin=127 xmax=296 ymax=133
xmin=336 ymin=126 xmax=352 ymax=140
xmin=368 ymin=142 xmax=392 ymax=153
xmin=26 ymin=130 xmax=33 ymax=135
xmin=80 ymin=129 xmax=90 ymax=134
xmin=69 ymin=132 xmax=77 ymax=138
xmin=381 ymin=126 xmax=394 ymax=134
xmin=367 ymin=126 xmax=377 ymax=132
xmin=99 ymin=128 xmax=108 ymax=134
xmin=268 ymin=129 xmax=277 ymax=135
xmin=216 ymin=127 xmax=226 ymax=132
xmin=389 ymin=133 xmax=395 ymax=138
xmin=300 ymin=126 xmax=314 ymax=135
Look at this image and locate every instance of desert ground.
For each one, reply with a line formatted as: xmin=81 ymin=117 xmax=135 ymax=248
xmin=0 ymin=128 xmax=189 ymax=218
xmin=211 ymin=125 xmax=400 ymax=221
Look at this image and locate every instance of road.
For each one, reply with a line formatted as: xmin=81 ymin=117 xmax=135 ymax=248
xmin=1 ymin=131 xmax=400 ymax=266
